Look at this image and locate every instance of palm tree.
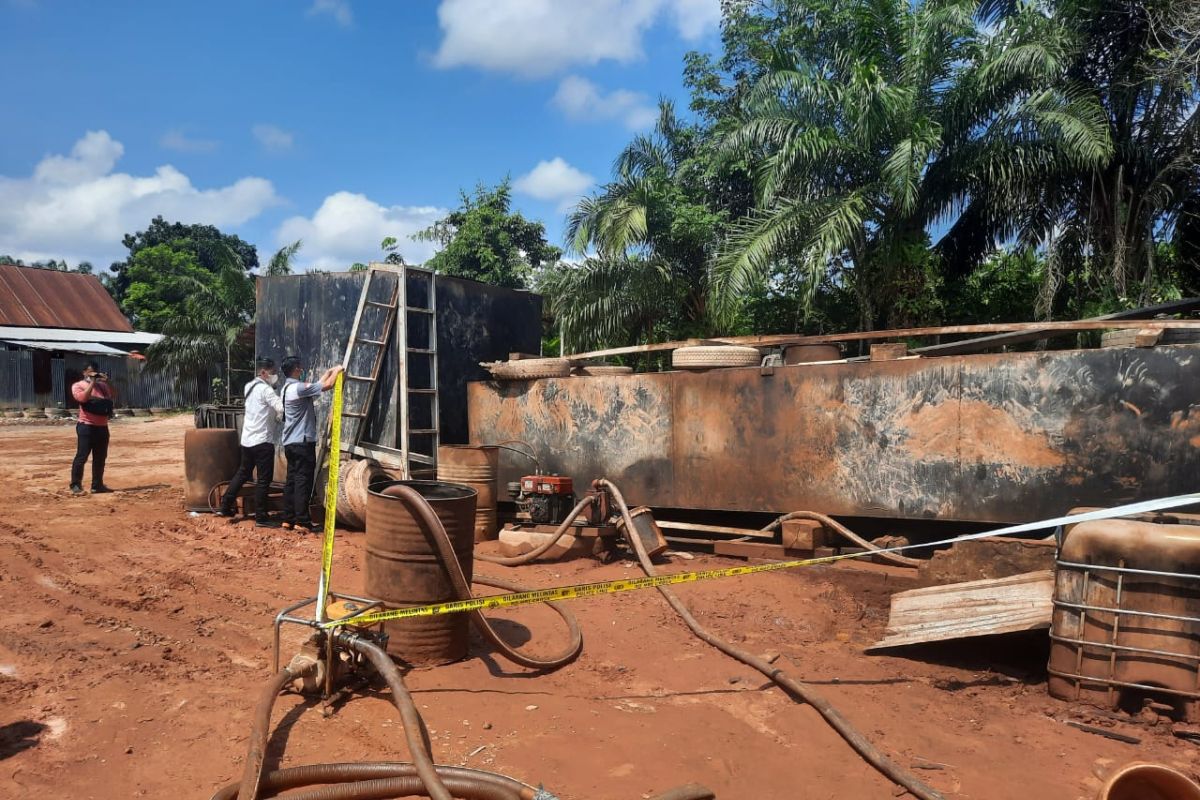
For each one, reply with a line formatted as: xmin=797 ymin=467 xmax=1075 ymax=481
xmin=265 ymin=239 xmax=302 ymax=275
xmin=713 ymin=0 xmax=1112 ymax=329
xmin=558 ymin=101 xmax=738 ymax=347
xmin=147 ymin=247 xmax=255 ymax=403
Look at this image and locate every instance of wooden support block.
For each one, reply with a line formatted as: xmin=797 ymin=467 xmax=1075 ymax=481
xmin=813 ymin=546 xmax=837 ymax=560
xmin=508 ymin=352 xmax=543 ymax=361
xmin=781 ymin=519 xmax=828 ymax=550
xmin=1135 ymin=328 xmax=1164 ymax=347
xmin=714 ymin=541 xmax=788 ymax=560
xmin=870 ymin=343 xmax=909 ymax=361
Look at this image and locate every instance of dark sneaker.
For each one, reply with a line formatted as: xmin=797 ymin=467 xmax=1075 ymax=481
xmin=302 ymin=522 xmax=322 ymax=533
xmin=255 ymin=518 xmax=281 ymax=529
xmin=70 ymin=484 xmax=84 ymax=495
xmin=213 ymin=507 xmax=237 ymax=518
xmin=91 ymin=485 xmax=114 ymax=494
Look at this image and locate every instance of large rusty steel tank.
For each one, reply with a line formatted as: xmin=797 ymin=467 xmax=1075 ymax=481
xmin=1048 ymin=518 xmax=1200 ymax=722
xmin=365 ymin=480 xmax=477 ymax=665
xmin=183 ymin=428 xmax=240 ymax=511
xmin=436 ymin=445 xmax=499 ymax=541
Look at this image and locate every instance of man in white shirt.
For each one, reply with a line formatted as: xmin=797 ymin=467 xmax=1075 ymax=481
xmin=216 ymin=358 xmax=284 ymax=527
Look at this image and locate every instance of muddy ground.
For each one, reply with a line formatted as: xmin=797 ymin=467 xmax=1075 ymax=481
xmin=0 ymin=416 xmax=1193 ymax=799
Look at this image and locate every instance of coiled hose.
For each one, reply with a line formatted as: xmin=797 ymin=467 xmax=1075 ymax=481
xmin=761 ymin=510 xmax=921 ymax=569
xmin=598 ymin=479 xmax=945 ymax=800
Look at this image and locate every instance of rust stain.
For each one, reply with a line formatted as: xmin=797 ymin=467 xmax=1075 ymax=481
xmin=899 ymin=400 xmax=1064 ymax=468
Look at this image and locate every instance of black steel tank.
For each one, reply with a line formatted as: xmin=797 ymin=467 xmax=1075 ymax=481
xmin=365 ymin=480 xmax=477 ymax=665
xmin=183 ymin=428 xmax=240 ymax=511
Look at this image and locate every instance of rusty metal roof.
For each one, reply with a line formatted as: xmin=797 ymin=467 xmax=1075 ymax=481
xmin=0 ymin=264 xmax=132 ymax=332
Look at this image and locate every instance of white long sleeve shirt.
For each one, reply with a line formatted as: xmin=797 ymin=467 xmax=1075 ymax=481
xmin=240 ymin=377 xmax=284 ymax=447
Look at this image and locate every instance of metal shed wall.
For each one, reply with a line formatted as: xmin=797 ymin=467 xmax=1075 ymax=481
xmin=254 ymin=271 xmax=542 ymax=448
xmin=468 ymin=345 xmax=1200 ymax=524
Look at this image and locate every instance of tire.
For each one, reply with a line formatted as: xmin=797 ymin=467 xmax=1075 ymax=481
xmin=672 ymin=345 xmax=761 ymax=370
xmin=573 ymin=365 xmax=634 ymax=376
xmin=485 ymin=358 xmax=572 ymax=381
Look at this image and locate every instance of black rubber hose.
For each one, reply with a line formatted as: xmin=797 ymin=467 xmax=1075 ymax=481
xmin=391 ymin=483 xmax=583 ymax=670
xmin=476 ymin=494 xmax=594 ymax=566
xmin=598 ymin=479 xmax=945 ymax=800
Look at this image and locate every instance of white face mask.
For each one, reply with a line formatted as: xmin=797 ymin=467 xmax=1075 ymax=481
xmin=264 ymin=372 xmax=280 ymax=386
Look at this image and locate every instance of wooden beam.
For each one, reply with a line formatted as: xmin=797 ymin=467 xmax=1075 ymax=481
xmin=656 ymin=520 xmax=773 ymax=539
xmin=911 ymin=297 xmax=1200 ymax=357
xmin=562 ymin=318 xmax=1200 ymax=361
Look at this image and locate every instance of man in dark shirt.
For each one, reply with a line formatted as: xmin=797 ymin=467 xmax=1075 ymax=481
xmin=279 ymin=356 xmax=342 ymax=531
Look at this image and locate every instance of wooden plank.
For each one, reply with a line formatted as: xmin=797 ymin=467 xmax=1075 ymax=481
xmin=713 ymin=540 xmax=818 ymax=560
xmin=563 ymin=319 xmax=1200 ymax=361
xmin=912 ymin=296 xmax=1200 ymax=356
xmin=865 ymin=570 xmax=1054 ymax=651
xmin=656 ymin=520 xmax=773 ymax=539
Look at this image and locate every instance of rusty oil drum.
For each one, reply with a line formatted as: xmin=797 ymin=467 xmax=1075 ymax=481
xmin=183 ymin=428 xmax=241 ymax=511
xmin=366 ymin=480 xmax=477 ymax=665
xmin=436 ymin=445 xmax=499 ymax=542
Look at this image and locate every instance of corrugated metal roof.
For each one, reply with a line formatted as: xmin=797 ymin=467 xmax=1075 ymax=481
xmin=0 ymin=264 xmax=133 ymax=332
xmin=2 ymin=339 xmax=132 ymax=355
xmin=0 ymin=326 xmax=160 ymax=345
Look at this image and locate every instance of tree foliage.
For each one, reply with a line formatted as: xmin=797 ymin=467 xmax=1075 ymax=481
xmin=265 ymin=240 xmax=302 ymax=276
xmin=414 ymin=180 xmax=561 ymax=288
xmin=105 ymin=215 xmax=259 ymax=304
xmin=552 ymin=0 xmax=1198 ymax=352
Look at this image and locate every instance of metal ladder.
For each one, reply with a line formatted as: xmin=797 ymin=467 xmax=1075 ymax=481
xmin=322 ymin=264 xmax=439 ymax=480
xmin=398 ymin=266 xmax=439 ymax=479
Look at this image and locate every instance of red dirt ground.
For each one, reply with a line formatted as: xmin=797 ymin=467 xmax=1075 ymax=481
xmin=0 ymin=416 xmax=1195 ymax=800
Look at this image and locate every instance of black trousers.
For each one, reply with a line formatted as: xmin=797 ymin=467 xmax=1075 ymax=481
xmin=221 ymin=442 xmax=275 ymax=520
xmin=71 ymin=423 xmax=110 ymax=489
xmin=283 ymin=442 xmax=317 ymax=524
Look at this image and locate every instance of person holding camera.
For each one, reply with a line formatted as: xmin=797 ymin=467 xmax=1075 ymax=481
xmin=216 ymin=358 xmax=284 ymax=527
xmin=70 ymin=361 xmax=116 ymax=495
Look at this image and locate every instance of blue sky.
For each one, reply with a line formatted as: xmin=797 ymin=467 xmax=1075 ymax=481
xmin=0 ymin=0 xmax=721 ymax=270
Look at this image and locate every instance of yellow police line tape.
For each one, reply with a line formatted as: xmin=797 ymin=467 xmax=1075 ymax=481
xmin=319 ymin=491 xmax=1200 ymax=629
xmin=315 ymin=371 xmax=344 ymax=622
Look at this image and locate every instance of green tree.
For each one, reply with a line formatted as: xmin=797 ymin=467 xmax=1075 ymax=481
xmin=559 ymin=102 xmax=746 ymax=348
xmin=106 ymin=215 xmax=259 ymax=304
xmin=265 ymin=240 xmax=302 ymax=276
xmin=414 ymin=180 xmax=561 ymax=288
xmin=712 ymin=0 xmax=1112 ymax=330
xmin=997 ymin=0 xmax=1200 ymax=316
xmin=120 ymin=244 xmax=211 ymax=332
xmin=146 ymin=249 xmax=256 ymax=403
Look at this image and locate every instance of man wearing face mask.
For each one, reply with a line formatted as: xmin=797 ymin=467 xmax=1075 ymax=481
xmin=69 ymin=361 xmax=116 ymax=495
xmin=279 ymin=356 xmax=343 ymax=532
xmin=216 ymin=358 xmax=284 ymax=527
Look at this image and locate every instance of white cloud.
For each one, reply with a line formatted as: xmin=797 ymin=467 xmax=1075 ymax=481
xmin=552 ymin=75 xmax=658 ymax=130
xmin=0 ymin=130 xmax=280 ymax=265
xmin=160 ymin=129 xmax=219 ymax=154
xmin=307 ymin=0 xmax=353 ymax=27
xmin=433 ymin=0 xmax=721 ymax=78
xmin=514 ymin=157 xmax=595 ymax=211
xmin=252 ymin=124 xmax=295 ymax=153
xmin=276 ymin=192 xmax=447 ymax=270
